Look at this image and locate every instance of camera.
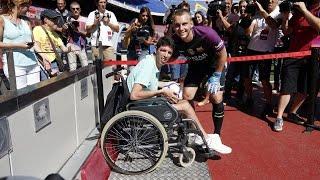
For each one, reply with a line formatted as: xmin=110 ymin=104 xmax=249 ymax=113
xmin=170 ymin=4 xmax=177 ymax=12
xmin=136 ymin=26 xmax=151 ymax=41
xmin=207 ymin=0 xmax=226 ymax=17
xmin=239 ymin=16 xmax=253 ymax=29
xmin=66 ymin=17 xmax=80 ymax=31
xmin=94 ymin=11 xmax=111 ymax=19
xmin=26 ymin=42 xmax=34 ymax=47
xmin=163 ymin=5 xmax=177 ymax=24
xmin=103 ymin=12 xmax=111 ymax=19
xmin=95 ymin=10 xmax=100 ymax=18
xmin=279 ymin=0 xmax=295 ymax=13
xmin=245 ymin=3 xmax=257 ymax=16
xmin=279 ymin=0 xmax=308 ymax=13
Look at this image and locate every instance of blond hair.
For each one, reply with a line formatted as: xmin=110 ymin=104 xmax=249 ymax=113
xmin=7 ymin=0 xmax=30 ymax=9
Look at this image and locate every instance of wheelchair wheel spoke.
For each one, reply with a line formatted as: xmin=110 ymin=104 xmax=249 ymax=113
xmin=137 ymin=147 xmax=159 ymax=164
xmin=138 ymin=126 xmax=158 ymax=141
xmin=139 ymin=131 xmax=162 ymax=144
xmin=119 ymin=119 xmax=134 ymax=139
xmin=107 ymin=127 xmax=129 ymax=143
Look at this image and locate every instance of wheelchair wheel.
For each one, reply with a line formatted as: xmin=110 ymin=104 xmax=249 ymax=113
xmin=100 ymin=110 xmax=168 ymax=175
xmin=178 ymin=147 xmax=196 ymax=167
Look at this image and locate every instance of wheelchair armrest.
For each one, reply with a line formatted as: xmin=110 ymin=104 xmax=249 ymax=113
xmin=126 ymin=97 xmax=168 ymax=109
xmin=126 ymin=96 xmax=179 ymax=123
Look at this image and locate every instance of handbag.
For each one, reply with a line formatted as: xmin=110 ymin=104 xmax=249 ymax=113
xmin=41 ymin=26 xmax=66 ymax=72
xmin=35 ymin=53 xmax=58 ymax=78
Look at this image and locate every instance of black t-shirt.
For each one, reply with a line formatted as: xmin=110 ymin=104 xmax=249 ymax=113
xmin=172 ymin=26 xmax=224 ymax=68
xmin=228 ymin=18 xmax=251 ymax=56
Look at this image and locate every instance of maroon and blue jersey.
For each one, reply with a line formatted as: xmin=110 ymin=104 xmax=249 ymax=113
xmin=172 ymin=26 xmax=225 ymax=67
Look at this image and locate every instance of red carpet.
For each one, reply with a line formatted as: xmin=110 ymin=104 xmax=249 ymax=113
xmin=81 ymin=144 xmax=111 ymax=180
xmin=196 ymin=103 xmax=320 ymax=179
xmin=81 ymin=92 xmax=320 ymax=180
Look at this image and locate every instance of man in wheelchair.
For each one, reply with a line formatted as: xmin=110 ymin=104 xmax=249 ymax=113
xmin=126 ymin=36 xmax=231 ymax=154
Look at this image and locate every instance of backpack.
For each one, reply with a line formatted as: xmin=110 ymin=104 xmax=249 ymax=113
xmin=100 ymin=79 xmax=130 ymax=132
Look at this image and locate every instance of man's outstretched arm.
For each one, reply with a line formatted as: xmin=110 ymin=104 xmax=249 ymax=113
xmin=130 ymin=83 xmax=178 ymax=103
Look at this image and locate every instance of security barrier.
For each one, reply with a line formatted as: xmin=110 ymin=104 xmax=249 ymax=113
xmin=100 ymin=47 xmax=320 ymax=132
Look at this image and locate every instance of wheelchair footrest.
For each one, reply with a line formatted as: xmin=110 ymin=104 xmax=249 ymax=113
xmin=202 ymin=149 xmax=217 ymax=159
xmin=194 ymin=146 xmax=218 ymax=159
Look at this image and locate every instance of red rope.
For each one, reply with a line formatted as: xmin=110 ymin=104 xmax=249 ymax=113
xmin=102 ymin=50 xmax=312 ymax=66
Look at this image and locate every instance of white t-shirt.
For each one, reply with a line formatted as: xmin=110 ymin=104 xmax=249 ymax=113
xmin=247 ymin=6 xmax=281 ymax=52
xmin=86 ymin=10 xmax=118 ymax=47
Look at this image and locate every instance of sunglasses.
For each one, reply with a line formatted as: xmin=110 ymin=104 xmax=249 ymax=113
xmin=71 ymin=7 xmax=80 ymax=11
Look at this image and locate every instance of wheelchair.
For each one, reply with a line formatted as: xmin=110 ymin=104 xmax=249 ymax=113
xmin=100 ymin=67 xmax=216 ymax=175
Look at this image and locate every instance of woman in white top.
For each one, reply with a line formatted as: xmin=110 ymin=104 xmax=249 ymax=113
xmin=0 ymin=0 xmax=41 ymax=89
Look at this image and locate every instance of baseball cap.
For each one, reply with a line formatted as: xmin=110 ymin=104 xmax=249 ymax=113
xmin=40 ymin=9 xmax=60 ymax=20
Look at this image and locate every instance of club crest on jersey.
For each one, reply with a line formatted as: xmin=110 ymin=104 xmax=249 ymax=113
xmin=187 ymin=49 xmax=195 ymax=55
xmin=196 ymin=46 xmax=204 ymax=53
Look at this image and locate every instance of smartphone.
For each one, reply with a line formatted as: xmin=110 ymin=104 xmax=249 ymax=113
xmin=26 ymin=42 xmax=34 ymax=47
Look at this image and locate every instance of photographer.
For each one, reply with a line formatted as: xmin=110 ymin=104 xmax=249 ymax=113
xmin=86 ymin=0 xmax=119 ymax=61
xmin=275 ymin=0 xmax=320 ymax=132
xmin=242 ymin=0 xmax=282 ymax=117
xmin=54 ymin=0 xmax=71 ymax=44
xmin=208 ymin=0 xmax=239 ymax=46
xmin=163 ymin=1 xmax=190 ymax=36
xmin=124 ymin=7 xmax=155 ymax=61
xmin=224 ymin=0 xmax=252 ymax=101
xmin=65 ymin=1 xmax=88 ymax=71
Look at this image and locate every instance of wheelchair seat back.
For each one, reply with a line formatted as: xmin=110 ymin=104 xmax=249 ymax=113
xmin=127 ymin=97 xmax=179 ymax=123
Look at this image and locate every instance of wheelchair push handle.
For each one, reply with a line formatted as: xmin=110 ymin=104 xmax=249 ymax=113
xmin=105 ymin=66 xmax=125 ymax=79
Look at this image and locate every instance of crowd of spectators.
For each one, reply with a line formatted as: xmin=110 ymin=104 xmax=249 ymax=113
xmin=0 ymin=0 xmax=119 ymax=90
xmin=159 ymin=0 xmax=320 ymax=132
xmin=0 ymin=0 xmax=319 ymax=132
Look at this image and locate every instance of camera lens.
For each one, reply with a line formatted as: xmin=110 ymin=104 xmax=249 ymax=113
xmin=279 ymin=1 xmax=293 ymax=13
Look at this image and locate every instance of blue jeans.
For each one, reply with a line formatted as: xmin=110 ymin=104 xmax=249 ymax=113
xmin=170 ymin=64 xmax=188 ymax=81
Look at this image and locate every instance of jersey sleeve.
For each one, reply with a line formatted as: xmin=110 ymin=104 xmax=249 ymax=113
xmin=206 ymin=28 xmax=225 ymax=53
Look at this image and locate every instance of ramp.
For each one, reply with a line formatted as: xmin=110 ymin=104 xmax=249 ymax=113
xmin=109 ymin=156 xmax=211 ymax=179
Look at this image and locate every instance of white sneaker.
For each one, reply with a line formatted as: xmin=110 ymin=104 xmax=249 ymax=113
xmin=206 ymin=134 xmax=232 ymax=154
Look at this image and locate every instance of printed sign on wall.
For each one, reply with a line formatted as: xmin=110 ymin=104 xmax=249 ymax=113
xmin=81 ymin=78 xmax=88 ymax=100
xmin=33 ymin=98 xmax=51 ymax=133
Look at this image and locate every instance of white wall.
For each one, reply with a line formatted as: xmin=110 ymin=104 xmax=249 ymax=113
xmin=0 ymin=73 xmax=99 ymax=179
xmin=0 ymin=156 xmax=10 ymax=176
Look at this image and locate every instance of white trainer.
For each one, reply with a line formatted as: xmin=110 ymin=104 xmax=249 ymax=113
xmin=206 ymin=134 xmax=232 ymax=154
